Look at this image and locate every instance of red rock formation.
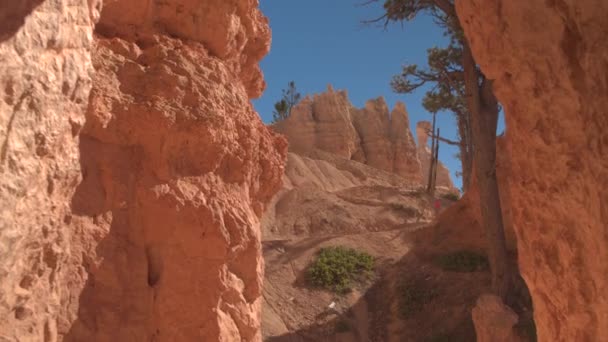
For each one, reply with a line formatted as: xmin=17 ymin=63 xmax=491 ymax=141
xmin=0 ymin=0 xmax=285 ymax=341
xmin=456 ymin=1 xmax=608 ymax=340
xmin=416 ymin=121 xmax=458 ymax=192
xmin=472 ymin=295 xmax=521 ymax=342
xmin=273 ymin=85 xmax=422 ymax=182
xmin=0 ymin=0 xmax=99 ymax=339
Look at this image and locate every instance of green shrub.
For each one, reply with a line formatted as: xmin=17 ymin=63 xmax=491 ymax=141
xmin=398 ymin=278 xmax=438 ymax=318
xmin=441 ymin=192 xmax=460 ymax=201
xmin=307 ymin=246 xmax=374 ymax=293
xmin=426 ymin=334 xmax=452 ymax=342
xmin=335 ymin=320 xmax=351 ymax=333
xmin=434 ymin=250 xmax=489 ymax=272
xmin=426 ymin=332 xmax=471 ymax=342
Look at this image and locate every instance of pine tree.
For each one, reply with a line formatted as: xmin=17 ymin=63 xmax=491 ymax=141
xmin=272 ymin=81 xmax=301 ymax=123
xmin=373 ymin=0 xmax=513 ymax=302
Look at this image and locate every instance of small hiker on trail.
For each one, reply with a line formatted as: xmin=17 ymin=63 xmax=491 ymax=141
xmin=434 ymin=199 xmax=441 ymax=215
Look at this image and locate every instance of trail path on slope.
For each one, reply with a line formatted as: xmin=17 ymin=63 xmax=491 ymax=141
xmin=262 ymin=221 xmax=432 ymax=341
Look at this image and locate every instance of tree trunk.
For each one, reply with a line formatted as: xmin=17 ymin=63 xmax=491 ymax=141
xmin=427 ymin=113 xmax=437 ymax=193
xmin=465 ymin=109 xmax=474 ymax=190
xmin=456 ymin=111 xmax=473 ymax=191
xmin=431 ymin=127 xmax=440 ymax=195
xmin=462 ymin=42 xmax=512 ymax=300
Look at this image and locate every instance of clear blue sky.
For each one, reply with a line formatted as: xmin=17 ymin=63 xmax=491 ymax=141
xmin=253 ymin=1 xmax=504 ymax=191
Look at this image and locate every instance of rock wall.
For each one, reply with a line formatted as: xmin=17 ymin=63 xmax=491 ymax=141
xmin=273 ymin=86 xmax=422 ymax=182
xmin=0 ymin=1 xmax=99 ymax=339
xmin=416 ymin=121 xmax=458 ymax=192
xmin=0 ymin=0 xmax=46 ymax=42
xmin=472 ymin=295 xmax=521 ymax=342
xmin=0 ymin=0 xmax=285 ymax=341
xmin=456 ymin=1 xmax=608 ymax=340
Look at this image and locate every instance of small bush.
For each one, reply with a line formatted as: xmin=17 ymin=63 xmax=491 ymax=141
xmin=398 ymin=278 xmax=438 ymax=318
xmin=426 ymin=334 xmax=452 ymax=342
xmin=307 ymin=246 xmax=374 ymax=293
xmin=441 ymin=192 xmax=460 ymax=201
xmin=434 ymin=250 xmax=489 ymax=272
xmin=426 ymin=332 xmax=472 ymax=342
xmin=335 ymin=320 xmax=351 ymax=333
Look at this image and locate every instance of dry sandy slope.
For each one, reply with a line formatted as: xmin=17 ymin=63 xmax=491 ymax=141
xmin=262 ymin=151 xmax=433 ymax=240
xmin=260 ymin=151 xmax=477 ymax=341
xmin=261 ymin=150 xmax=533 ymax=341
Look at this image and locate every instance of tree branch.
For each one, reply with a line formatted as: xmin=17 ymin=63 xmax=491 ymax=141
xmin=432 ymin=0 xmax=456 ymax=17
xmin=426 ymin=129 xmax=460 ymax=145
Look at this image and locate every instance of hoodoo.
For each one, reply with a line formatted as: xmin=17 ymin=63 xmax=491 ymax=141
xmin=0 ymin=0 xmax=285 ymax=340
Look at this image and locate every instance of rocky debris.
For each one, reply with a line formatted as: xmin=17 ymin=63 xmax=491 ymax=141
xmin=273 ymin=85 xmax=423 ymax=182
xmin=457 ymin=0 xmax=608 ymax=340
xmin=0 ymin=0 xmax=285 ymax=341
xmin=472 ymin=294 xmax=521 ymax=342
xmin=416 ymin=121 xmax=458 ymax=192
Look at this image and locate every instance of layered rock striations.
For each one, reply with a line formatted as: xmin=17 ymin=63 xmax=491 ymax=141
xmin=273 ymin=86 xmax=423 ymax=182
xmin=416 ymin=121 xmax=458 ymax=192
xmin=457 ymin=1 xmax=608 ymax=340
xmin=262 ymin=150 xmax=428 ymax=239
xmin=0 ymin=0 xmax=285 ymax=341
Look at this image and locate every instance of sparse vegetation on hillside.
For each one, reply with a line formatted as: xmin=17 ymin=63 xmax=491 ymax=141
xmin=398 ymin=278 xmax=438 ymax=318
xmin=335 ymin=319 xmax=351 ymax=333
xmin=441 ymin=192 xmax=460 ymax=201
xmin=434 ymin=250 xmax=489 ymax=272
xmin=307 ymin=246 xmax=374 ymax=293
xmin=426 ymin=333 xmax=456 ymax=342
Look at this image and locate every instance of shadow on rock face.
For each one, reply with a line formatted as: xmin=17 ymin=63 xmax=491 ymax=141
xmin=63 ymin=136 xmax=156 ymax=341
xmin=0 ymin=0 xmax=44 ymax=42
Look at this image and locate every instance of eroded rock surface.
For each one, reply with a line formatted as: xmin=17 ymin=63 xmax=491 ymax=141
xmin=457 ymin=1 xmax=608 ymax=340
xmin=0 ymin=0 xmax=98 ymax=340
xmin=472 ymin=295 xmax=521 ymax=342
xmin=273 ymin=86 xmax=422 ymax=182
xmin=0 ymin=0 xmax=285 ymax=341
xmin=262 ymin=151 xmax=428 ymax=239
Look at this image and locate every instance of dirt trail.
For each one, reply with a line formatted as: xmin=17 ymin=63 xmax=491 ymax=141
xmin=262 ymin=222 xmax=431 ymax=341
xmin=260 ymin=150 xmax=499 ymax=341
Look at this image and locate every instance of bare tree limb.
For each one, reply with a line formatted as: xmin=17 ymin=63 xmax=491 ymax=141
xmin=425 ymin=129 xmax=460 ymax=145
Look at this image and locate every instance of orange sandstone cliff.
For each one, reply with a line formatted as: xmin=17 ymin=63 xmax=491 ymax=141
xmin=273 ymin=86 xmax=423 ymax=182
xmin=0 ymin=0 xmax=285 ymax=341
xmin=457 ymin=1 xmax=608 ymax=341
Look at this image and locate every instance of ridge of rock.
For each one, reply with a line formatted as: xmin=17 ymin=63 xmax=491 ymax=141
xmin=273 ymin=85 xmax=423 ymax=182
